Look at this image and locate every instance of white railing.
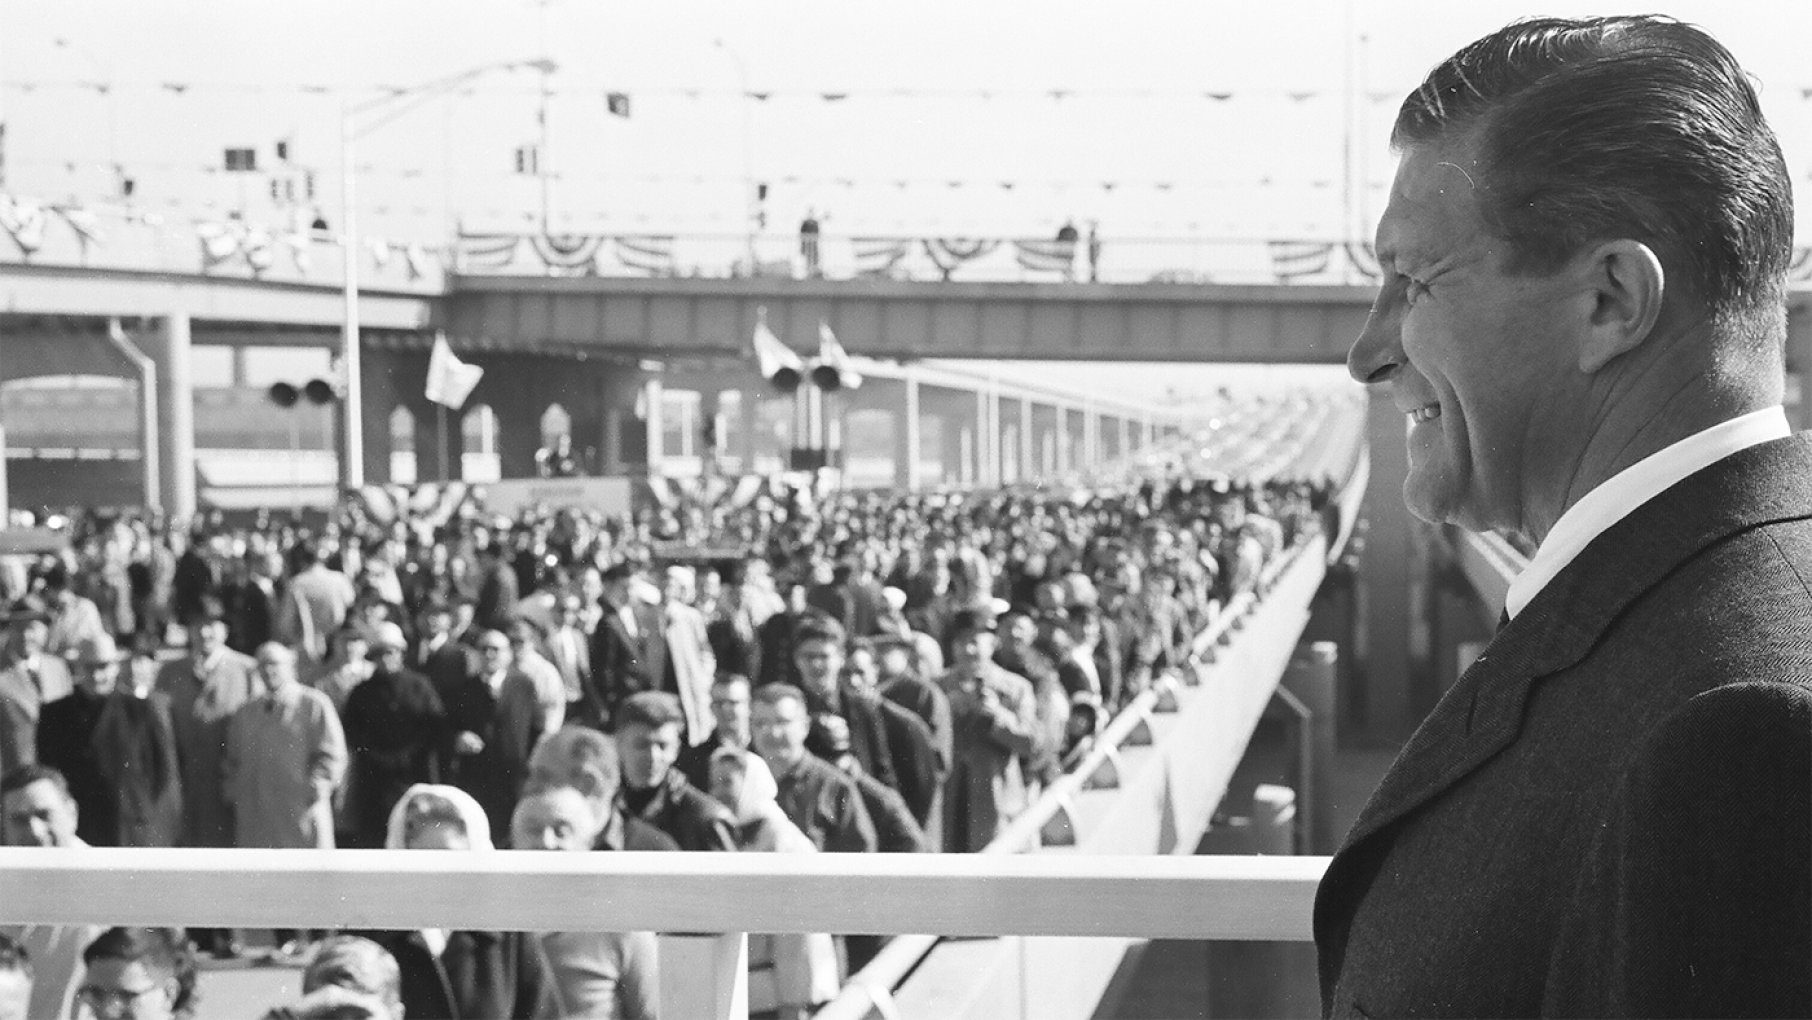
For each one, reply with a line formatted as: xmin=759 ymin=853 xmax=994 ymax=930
xmin=0 ymin=849 xmax=1325 ymax=1020
xmin=819 ymin=533 xmax=1329 ymax=1020
xmin=0 ymin=515 xmax=1349 ymax=1020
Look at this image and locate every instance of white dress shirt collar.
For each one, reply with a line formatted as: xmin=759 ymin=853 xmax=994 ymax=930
xmin=1505 ymin=406 xmax=1790 ymax=619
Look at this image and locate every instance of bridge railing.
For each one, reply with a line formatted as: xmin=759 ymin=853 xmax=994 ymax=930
xmin=816 ymin=530 xmax=1328 ymax=1020
xmin=0 ymin=848 xmax=1327 ymax=1019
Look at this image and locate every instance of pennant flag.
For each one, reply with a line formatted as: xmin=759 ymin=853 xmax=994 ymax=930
xmin=0 ymin=195 xmax=47 ymax=255
xmin=752 ymin=306 xmax=804 ymax=391
xmin=606 ymin=92 xmax=631 ymax=118
xmin=812 ymin=321 xmax=862 ymax=391
xmin=612 ymin=234 xmax=675 ymax=276
xmin=425 ymin=333 xmax=484 ymax=409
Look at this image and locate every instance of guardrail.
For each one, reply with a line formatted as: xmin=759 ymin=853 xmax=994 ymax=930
xmin=819 ymin=532 xmax=1327 ymax=1020
xmin=0 ymin=533 xmax=1340 ymax=1020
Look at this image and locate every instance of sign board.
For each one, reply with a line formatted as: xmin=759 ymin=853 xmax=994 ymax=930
xmin=481 ymin=477 xmax=634 ymax=517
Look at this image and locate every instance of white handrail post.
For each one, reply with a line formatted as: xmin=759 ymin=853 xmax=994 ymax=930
xmin=659 ymin=932 xmax=749 ymax=1020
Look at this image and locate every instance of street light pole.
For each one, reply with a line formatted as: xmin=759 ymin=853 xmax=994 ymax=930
xmin=340 ymin=108 xmax=363 ymax=491
xmin=338 ymin=58 xmax=556 ymax=494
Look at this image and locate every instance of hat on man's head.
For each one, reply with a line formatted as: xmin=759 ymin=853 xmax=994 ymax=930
xmin=371 ymin=622 xmax=408 ymax=652
xmin=948 ymin=607 xmax=996 ymax=638
xmin=881 ymin=587 xmax=908 ymax=613
xmin=72 ymin=633 xmax=127 ymax=667
xmin=4 ymin=596 xmax=48 ymax=626
xmin=193 ymin=596 xmax=228 ymax=624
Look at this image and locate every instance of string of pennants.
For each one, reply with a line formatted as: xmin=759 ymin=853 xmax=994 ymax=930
xmin=0 ymin=189 xmax=445 ymax=279
xmin=1 ymin=79 xmax=1436 ymax=104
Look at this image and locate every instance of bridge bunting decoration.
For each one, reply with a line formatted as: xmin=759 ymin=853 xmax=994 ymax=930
xmin=1013 ymin=237 xmax=1078 ymax=277
xmin=923 ymin=237 xmax=1001 ymax=279
xmin=852 ymin=237 xmax=910 ymax=278
xmin=529 ymin=234 xmax=607 ymax=273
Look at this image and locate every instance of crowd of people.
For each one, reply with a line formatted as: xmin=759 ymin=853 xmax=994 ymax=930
xmin=0 ymin=467 xmax=1334 ymax=1019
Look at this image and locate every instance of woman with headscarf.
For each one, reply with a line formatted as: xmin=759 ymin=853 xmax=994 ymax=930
xmin=708 ymin=748 xmax=838 ymax=1020
xmin=369 ymin=784 xmax=557 ymax=1020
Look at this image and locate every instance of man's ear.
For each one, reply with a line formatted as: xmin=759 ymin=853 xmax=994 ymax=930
xmin=1578 ymin=239 xmax=1665 ymax=374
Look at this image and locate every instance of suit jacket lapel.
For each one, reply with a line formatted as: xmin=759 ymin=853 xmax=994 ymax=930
xmin=1337 ymin=432 xmax=1812 ymax=855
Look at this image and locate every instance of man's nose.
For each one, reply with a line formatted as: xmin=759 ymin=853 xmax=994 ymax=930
xmin=1348 ymin=291 xmax=1405 ymax=385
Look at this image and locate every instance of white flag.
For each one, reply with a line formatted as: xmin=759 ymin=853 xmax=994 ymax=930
xmin=753 ymin=312 xmax=804 ymax=381
xmin=425 ymin=334 xmax=484 ymax=409
xmin=817 ymin=320 xmax=862 ymax=390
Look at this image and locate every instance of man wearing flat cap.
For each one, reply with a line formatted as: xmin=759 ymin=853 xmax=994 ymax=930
xmin=1319 ymin=15 xmax=1810 ymax=1016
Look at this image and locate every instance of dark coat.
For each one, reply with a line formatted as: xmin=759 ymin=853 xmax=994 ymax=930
xmin=586 ymin=602 xmax=670 ymax=726
xmin=91 ymin=692 xmax=182 ymax=848
xmin=342 ymin=666 xmax=446 ymax=848
xmin=474 ymin=561 xmax=521 ymax=635
xmin=623 ymin=767 xmax=738 ymax=852
xmin=850 ymin=769 xmax=931 ymax=853
xmin=771 ymin=752 xmax=876 ymax=853
xmin=1315 ymin=434 xmax=1812 ymax=1019
xmin=37 ymin=689 xmax=114 ymax=845
xmin=373 ymin=928 xmax=556 ymax=1020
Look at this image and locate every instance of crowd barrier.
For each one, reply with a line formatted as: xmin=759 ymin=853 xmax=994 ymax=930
xmin=818 ymin=531 xmax=1328 ymax=1020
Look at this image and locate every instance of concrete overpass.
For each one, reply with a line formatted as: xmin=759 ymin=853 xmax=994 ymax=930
xmin=6 ymin=258 xmax=1811 ymax=747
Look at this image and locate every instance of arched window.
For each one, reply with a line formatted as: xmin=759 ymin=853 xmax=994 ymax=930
xmin=389 ymin=405 xmax=417 ymax=484
xmin=462 ymin=403 xmax=501 ymax=482
xmin=540 ymin=403 xmax=572 ymax=447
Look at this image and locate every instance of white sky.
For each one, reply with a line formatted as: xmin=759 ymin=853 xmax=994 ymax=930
xmin=4 ymin=0 xmax=1810 ymax=244
xmin=4 ymin=1 xmax=1810 ymax=403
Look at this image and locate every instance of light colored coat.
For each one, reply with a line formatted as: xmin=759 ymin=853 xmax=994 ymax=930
xmin=277 ymin=564 xmax=357 ymax=664
xmin=938 ymin=662 xmax=1037 ymax=853
xmin=0 ymin=654 xmax=74 ymax=774
xmin=664 ymin=601 xmax=717 ymax=746
xmin=223 ymin=680 xmax=347 ymax=848
xmin=159 ymin=648 xmax=261 ymax=847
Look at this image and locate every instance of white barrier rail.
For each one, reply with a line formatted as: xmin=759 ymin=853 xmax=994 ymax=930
xmin=0 ymin=849 xmax=1325 ymax=941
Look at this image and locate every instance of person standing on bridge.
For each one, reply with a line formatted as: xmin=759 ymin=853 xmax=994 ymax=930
xmin=1321 ymin=16 xmax=1810 ymax=1017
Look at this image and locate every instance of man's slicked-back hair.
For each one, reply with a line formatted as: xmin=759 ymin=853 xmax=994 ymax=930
xmin=1395 ymin=16 xmax=1792 ymax=336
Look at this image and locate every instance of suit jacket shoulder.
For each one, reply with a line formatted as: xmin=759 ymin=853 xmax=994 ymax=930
xmin=1316 ymin=434 xmax=1812 ymax=1019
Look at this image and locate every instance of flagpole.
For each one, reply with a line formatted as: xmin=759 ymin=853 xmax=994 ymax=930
xmin=438 ymin=403 xmax=450 ymax=482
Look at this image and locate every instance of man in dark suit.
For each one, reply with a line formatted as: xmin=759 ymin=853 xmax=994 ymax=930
xmin=585 ymin=563 xmax=668 ymax=729
xmin=1320 ymin=17 xmax=1810 ymax=1017
xmin=472 ymin=541 xmax=520 ymax=636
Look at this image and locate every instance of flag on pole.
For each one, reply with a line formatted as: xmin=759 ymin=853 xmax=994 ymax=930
xmin=425 ymin=333 xmax=484 ymax=409
xmin=752 ymin=307 xmax=804 ymax=390
xmin=814 ymin=320 xmax=862 ymax=390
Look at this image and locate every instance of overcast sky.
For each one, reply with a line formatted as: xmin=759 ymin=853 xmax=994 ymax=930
xmin=5 ymin=1 xmax=1809 ymax=244
xmin=5 ymin=2 xmax=1809 ymax=404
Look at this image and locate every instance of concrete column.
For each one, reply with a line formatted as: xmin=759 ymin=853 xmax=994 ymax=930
xmin=900 ymin=374 xmax=921 ymax=491
xmin=643 ymin=377 xmax=664 ymax=471
xmin=1360 ymin=390 xmax=1413 ymax=738
xmin=1117 ymin=416 xmax=1131 ymax=468
xmin=1020 ymin=398 xmax=1034 ymax=482
xmin=1055 ymin=406 xmax=1071 ymax=477
xmin=150 ymin=311 xmax=196 ymax=520
xmin=358 ymin=345 xmax=401 ymax=485
xmin=974 ymin=387 xmax=990 ymax=487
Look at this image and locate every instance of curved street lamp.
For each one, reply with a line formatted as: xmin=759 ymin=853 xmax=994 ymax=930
xmin=339 ymin=58 xmax=557 ymax=492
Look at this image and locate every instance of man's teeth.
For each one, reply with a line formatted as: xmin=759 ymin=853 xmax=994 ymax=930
xmin=1409 ymin=405 xmax=1441 ymax=424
